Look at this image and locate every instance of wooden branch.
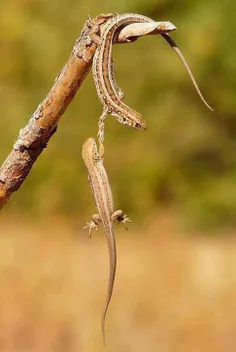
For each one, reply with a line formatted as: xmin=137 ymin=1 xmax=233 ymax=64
xmin=0 ymin=14 xmax=112 ymax=209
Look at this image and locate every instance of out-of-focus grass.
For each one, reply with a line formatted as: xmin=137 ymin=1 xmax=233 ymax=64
xmin=0 ymin=215 xmax=235 ymax=351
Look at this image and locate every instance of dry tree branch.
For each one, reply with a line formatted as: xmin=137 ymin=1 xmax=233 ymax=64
xmin=0 ymin=13 xmax=175 ymax=210
xmin=0 ymin=14 xmax=110 ymax=209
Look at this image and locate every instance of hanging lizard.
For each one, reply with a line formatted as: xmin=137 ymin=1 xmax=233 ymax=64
xmin=82 ymin=137 xmax=131 ymax=346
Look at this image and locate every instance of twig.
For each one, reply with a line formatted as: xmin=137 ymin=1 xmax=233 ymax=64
xmin=0 ymin=14 xmax=110 ymax=209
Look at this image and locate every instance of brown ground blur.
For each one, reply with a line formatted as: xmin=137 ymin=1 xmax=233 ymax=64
xmin=0 ymin=214 xmax=235 ymax=352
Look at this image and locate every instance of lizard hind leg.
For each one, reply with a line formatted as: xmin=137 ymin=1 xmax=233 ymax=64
xmin=110 ymin=57 xmax=125 ymax=100
xmin=111 ymin=210 xmax=131 ymax=230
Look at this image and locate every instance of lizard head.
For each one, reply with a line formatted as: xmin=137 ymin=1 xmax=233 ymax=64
xmin=110 ymin=107 xmax=147 ymax=131
xmin=82 ymin=138 xmax=100 ymax=165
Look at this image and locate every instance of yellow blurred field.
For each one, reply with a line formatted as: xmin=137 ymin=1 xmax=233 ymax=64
xmin=0 ymin=215 xmax=235 ymax=352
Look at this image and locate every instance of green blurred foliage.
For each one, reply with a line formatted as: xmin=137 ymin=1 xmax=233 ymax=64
xmin=0 ymin=0 xmax=235 ymax=230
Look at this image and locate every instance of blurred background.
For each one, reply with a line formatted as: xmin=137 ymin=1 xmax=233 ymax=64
xmin=1 ymin=0 xmax=236 ymax=351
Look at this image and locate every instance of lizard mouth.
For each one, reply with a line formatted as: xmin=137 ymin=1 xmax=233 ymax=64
xmin=134 ymin=120 xmax=147 ymax=131
xmin=111 ymin=111 xmax=147 ymax=130
xmin=127 ymin=118 xmax=147 ymax=130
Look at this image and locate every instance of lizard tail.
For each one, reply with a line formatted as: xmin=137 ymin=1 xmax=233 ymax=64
xmin=102 ymin=310 xmax=106 ymax=347
xmin=102 ymin=228 xmax=117 ymax=347
xmin=161 ymin=33 xmax=213 ymax=112
xmin=102 ymin=270 xmax=116 ymax=347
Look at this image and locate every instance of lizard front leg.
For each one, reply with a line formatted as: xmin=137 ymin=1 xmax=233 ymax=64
xmin=97 ymin=106 xmax=109 ymax=161
xmin=83 ymin=214 xmax=101 ymax=237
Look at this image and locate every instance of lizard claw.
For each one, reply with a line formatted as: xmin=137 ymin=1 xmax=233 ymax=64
xmin=118 ymin=215 xmax=131 ymax=231
xmin=83 ymin=221 xmax=98 ymax=237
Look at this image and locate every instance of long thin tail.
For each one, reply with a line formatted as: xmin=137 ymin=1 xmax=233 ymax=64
xmin=161 ymin=33 xmax=213 ymax=111
xmin=102 ymin=304 xmax=108 ymax=347
xmin=102 ymin=228 xmax=117 ymax=347
xmin=102 ymin=263 xmax=116 ymax=347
